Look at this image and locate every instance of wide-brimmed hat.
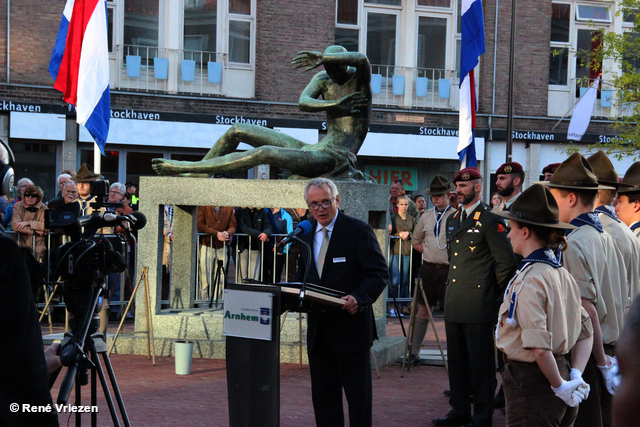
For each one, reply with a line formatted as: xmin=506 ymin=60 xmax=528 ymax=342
xmin=493 ymin=184 xmax=576 ymax=230
xmin=618 ymin=161 xmax=640 ymax=194
xmin=72 ymin=163 xmax=102 ymax=183
xmin=540 ymin=153 xmax=615 ymax=191
xmin=424 ymin=175 xmax=455 ymax=195
xmin=586 ymin=150 xmax=635 ymax=189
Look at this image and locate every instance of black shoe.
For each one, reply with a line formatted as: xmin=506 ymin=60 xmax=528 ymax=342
xmin=443 ymin=389 xmax=451 ymax=397
xmin=431 ymin=415 xmax=470 ymax=426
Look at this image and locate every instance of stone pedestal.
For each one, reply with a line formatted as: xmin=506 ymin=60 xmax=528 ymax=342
xmin=109 ymin=177 xmax=405 ymax=366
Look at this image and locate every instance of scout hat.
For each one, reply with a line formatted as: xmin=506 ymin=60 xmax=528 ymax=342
xmin=541 ymin=153 xmax=615 ymax=191
xmin=586 ymin=150 xmax=635 ymax=189
xmin=72 ymin=163 xmax=102 ymax=183
xmin=452 ymin=167 xmax=482 ymax=184
xmin=494 ymin=183 xmax=576 ymax=230
xmin=496 ymin=162 xmax=523 ymax=175
xmin=618 ymin=161 xmax=640 ymax=194
xmin=423 ymin=175 xmax=455 ymax=195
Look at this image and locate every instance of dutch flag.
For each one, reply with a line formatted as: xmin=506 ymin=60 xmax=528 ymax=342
xmin=49 ymin=0 xmax=110 ymax=154
xmin=458 ymin=0 xmax=486 ymax=169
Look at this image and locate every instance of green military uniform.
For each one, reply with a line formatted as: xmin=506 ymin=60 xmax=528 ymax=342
xmin=443 ymin=202 xmax=517 ymax=426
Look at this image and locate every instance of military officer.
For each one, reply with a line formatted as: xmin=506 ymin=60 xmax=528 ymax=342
xmin=432 ymin=167 xmax=517 ymax=427
xmin=494 ymin=161 xmax=524 ymax=212
xmin=545 ymin=153 xmax=626 ymax=427
xmin=587 ymin=151 xmax=640 ymax=305
xmin=616 ymin=161 xmax=640 ymax=240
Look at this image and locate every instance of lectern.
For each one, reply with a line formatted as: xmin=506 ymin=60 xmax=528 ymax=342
xmin=224 ymin=282 xmax=344 ymax=427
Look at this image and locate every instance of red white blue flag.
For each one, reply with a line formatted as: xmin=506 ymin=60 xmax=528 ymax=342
xmin=458 ymin=0 xmax=486 ymax=169
xmin=49 ymin=0 xmax=110 ymax=154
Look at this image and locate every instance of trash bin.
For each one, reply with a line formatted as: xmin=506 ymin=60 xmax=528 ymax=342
xmin=174 ymin=340 xmax=194 ymax=375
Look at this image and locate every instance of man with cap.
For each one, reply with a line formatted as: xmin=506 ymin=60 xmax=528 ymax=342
xmin=125 ymin=182 xmax=139 ymax=209
xmin=494 ymin=162 xmax=525 ymax=212
xmin=432 ymin=167 xmax=517 ymax=427
xmin=616 ymin=161 xmax=640 ymax=240
xmin=72 ymin=163 xmax=110 ymax=336
xmin=410 ymin=175 xmax=455 ymax=365
xmin=588 ymin=151 xmax=640 ymax=305
xmin=546 ymin=153 xmax=626 ymax=427
xmin=543 ymin=163 xmax=561 ymax=181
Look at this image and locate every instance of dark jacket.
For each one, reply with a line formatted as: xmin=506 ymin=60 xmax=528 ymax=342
xmin=293 ymin=212 xmax=389 ymax=354
xmin=444 ymin=203 xmax=517 ymax=324
xmin=236 ymin=208 xmax=272 ymax=251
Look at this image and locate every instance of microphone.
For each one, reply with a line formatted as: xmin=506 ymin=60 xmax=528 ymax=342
xmin=278 ymin=220 xmax=312 ymax=247
xmin=101 ymin=211 xmax=147 ymax=230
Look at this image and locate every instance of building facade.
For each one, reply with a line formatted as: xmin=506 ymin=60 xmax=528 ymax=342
xmin=0 ymin=0 xmax=634 ymax=202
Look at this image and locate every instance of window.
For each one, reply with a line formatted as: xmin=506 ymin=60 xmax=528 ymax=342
xmin=123 ymin=0 xmax=159 ymax=58
xmin=366 ymin=13 xmax=397 ymax=67
xmin=229 ymin=20 xmax=251 ymax=63
xmin=417 ymin=17 xmax=447 ymax=70
xmin=575 ymin=4 xmax=612 ymax=22
xmin=183 ymin=0 xmax=217 ymax=62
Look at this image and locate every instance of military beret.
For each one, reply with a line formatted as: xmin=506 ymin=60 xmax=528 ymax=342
xmin=542 ymin=163 xmax=561 ymax=175
xmin=496 ymin=162 xmax=523 ymax=175
xmin=453 ymin=167 xmax=482 ymax=184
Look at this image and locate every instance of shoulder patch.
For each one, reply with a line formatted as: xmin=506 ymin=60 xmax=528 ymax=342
xmin=473 ymin=212 xmax=481 ymax=221
xmin=497 ymin=223 xmax=505 ymax=233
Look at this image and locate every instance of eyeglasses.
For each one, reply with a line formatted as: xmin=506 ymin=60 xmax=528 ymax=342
xmin=63 ymin=190 xmax=78 ymax=195
xmin=307 ymin=197 xmax=335 ymax=211
xmin=24 ymin=194 xmax=38 ymax=198
xmin=109 ymin=190 xmax=124 ymax=195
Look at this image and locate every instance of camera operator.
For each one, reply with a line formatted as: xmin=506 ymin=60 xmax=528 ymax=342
xmin=0 ymin=140 xmax=60 ymax=427
xmin=71 ymin=163 xmax=111 ymax=335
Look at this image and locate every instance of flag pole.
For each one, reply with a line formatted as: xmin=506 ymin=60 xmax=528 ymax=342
xmin=505 ymin=0 xmax=517 ymax=163
xmin=94 ymin=143 xmax=101 ymax=174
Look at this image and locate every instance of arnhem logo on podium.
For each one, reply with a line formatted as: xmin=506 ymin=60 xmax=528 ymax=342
xmin=223 ymin=289 xmax=274 ymax=341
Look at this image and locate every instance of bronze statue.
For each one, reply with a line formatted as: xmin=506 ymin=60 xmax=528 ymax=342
xmin=151 ymin=46 xmax=372 ymax=179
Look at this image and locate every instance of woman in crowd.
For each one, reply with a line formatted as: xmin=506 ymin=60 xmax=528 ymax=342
xmin=491 ymin=191 xmax=504 ymax=210
xmin=494 ymin=184 xmax=594 ymax=426
xmin=3 ymin=177 xmax=33 ymax=228
xmin=388 ymin=195 xmax=417 ymax=316
xmin=11 ymin=184 xmax=47 ymax=261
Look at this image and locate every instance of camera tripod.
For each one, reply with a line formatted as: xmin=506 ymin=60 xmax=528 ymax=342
xmin=53 ymin=283 xmax=131 ymax=427
xmin=208 ymin=257 xmax=227 ymax=308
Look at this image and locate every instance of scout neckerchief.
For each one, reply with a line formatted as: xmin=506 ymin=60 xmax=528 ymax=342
xmin=567 ymin=212 xmax=604 ymax=235
xmin=497 ymin=247 xmax=561 ymax=333
xmin=630 ymin=220 xmax=640 ymax=233
xmin=595 ymin=205 xmax=620 ymax=223
xmin=434 ymin=205 xmax=451 ymax=249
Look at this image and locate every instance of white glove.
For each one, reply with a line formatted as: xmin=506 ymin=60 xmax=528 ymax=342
xmin=551 ymin=379 xmax=584 ymax=407
xmin=597 ymin=355 xmax=618 ymax=395
xmin=569 ymin=368 xmax=591 ymax=401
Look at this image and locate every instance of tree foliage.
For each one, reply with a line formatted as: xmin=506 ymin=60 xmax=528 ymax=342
xmin=585 ymin=0 xmax=640 ymax=159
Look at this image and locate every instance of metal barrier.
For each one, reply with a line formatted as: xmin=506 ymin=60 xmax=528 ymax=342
xmin=387 ymin=235 xmax=423 ymax=307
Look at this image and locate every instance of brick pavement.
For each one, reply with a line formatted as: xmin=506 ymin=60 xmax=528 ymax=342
xmin=45 ymin=314 xmax=506 ymax=427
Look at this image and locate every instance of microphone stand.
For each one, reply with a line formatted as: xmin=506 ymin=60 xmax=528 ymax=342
xmin=291 ymin=236 xmax=312 ymax=309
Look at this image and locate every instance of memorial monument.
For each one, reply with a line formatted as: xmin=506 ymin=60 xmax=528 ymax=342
xmin=151 ymin=45 xmax=371 ymax=180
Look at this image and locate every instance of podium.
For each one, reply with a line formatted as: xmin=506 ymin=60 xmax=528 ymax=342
xmin=225 ymin=282 xmax=344 ymax=427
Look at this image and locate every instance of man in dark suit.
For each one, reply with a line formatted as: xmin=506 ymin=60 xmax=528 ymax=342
xmin=432 ymin=167 xmax=517 ymax=427
xmin=293 ymin=177 xmax=388 ymax=427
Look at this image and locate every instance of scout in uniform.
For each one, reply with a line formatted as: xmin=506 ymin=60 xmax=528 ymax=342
xmin=616 ymin=161 xmax=640 ymax=240
xmin=432 ymin=167 xmax=517 ymax=427
xmin=587 ymin=151 xmax=640 ymax=306
xmin=410 ymin=175 xmax=455 ymax=364
xmin=545 ymin=153 xmax=625 ymax=427
xmin=495 ymin=184 xmax=594 ymax=426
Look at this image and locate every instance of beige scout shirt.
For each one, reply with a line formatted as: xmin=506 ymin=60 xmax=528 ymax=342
xmin=411 ymin=206 xmax=454 ymax=265
xmin=497 ymin=262 xmax=593 ymax=363
xmin=599 ymin=212 xmax=640 ymax=305
xmin=563 ymin=224 xmax=625 ymax=345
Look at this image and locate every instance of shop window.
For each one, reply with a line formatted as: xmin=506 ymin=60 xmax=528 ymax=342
xmin=80 ymin=149 xmax=120 ymax=186
xmin=126 ymin=151 xmax=163 ymax=188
